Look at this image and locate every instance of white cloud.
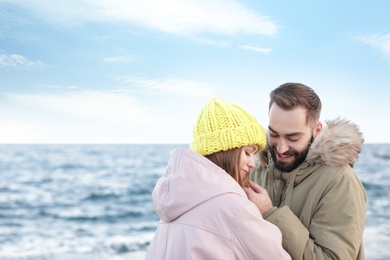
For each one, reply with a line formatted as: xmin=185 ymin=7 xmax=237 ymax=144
xmin=239 ymin=45 xmax=272 ymax=54
xmin=4 ymin=0 xmax=277 ymax=36
xmin=5 ymin=91 xmax=155 ymax=124
xmin=45 ymin=84 xmax=81 ymax=89
xmin=114 ymin=76 xmax=215 ymax=97
xmin=92 ymin=0 xmax=277 ymax=36
xmin=357 ymin=32 xmax=390 ymax=57
xmin=0 ymin=0 xmax=97 ymax=26
xmin=103 ymin=55 xmax=134 ymax=63
xmin=0 ymin=120 xmax=59 ymax=144
xmin=190 ymin=37 xmax=231 ymax=48
xmin=0 ymin=90 xmax=197 ymax=144
xmin=0 ymin=53 xmax=44 ymax=69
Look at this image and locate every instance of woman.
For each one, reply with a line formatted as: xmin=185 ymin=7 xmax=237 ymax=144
xmin=145 ymin=98 xmax=290 ymax=259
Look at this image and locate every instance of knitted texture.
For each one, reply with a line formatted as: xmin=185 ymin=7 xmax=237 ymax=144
xmin=191 ymin=98 xmax=266 ymax=156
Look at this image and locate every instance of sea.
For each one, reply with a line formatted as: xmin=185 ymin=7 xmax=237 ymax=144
xmin=0 ymin=143 xmax=389 ymax=260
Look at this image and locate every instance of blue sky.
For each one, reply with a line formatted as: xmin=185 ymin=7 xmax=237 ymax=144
xmin=0 ymin=0 xmax=389 ymax=144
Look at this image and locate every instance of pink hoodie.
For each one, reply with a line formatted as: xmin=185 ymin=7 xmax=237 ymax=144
xmin=145 ymin=149 xmax=290 ymax=260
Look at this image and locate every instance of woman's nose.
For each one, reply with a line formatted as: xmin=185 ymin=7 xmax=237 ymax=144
xmin=248 ymin=156 xmax=255 ymax=168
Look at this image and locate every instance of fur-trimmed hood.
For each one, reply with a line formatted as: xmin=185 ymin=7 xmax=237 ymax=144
xmin=258 ymin=117 xmax=364 ymax=167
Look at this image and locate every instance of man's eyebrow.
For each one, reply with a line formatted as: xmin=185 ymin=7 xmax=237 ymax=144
xmin=268 ymin=126 xmax=304 ymax=137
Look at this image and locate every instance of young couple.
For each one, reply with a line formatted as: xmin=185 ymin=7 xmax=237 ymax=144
xmin=146 ymin=82 xmax=366 ymax=259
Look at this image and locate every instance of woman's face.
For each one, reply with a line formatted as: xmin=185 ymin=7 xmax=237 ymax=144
xmin=239 ymin=145 xmax=258 ymax=187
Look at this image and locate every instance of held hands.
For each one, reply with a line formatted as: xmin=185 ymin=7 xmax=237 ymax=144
xmin=244 ymin=180 xmax=273 ymax=217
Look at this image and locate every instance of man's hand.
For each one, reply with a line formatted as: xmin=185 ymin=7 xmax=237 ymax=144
xmin=244 ymin=180 xmax=273 ymax=217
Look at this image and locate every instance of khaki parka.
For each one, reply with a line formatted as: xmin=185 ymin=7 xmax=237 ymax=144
xmin=251 ymin=118 xmax=367 ymax=260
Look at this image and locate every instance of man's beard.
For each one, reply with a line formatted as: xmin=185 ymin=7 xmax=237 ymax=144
xmin=270 ymin=136 xmax=313 ymax=172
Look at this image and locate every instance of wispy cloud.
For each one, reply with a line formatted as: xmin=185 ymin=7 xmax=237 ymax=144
xmin=0 ymin=0 xmax=97 ymax=26
xmin=113 ymin=76 xmax=215 ymax=97
xmin=0 ymin=53 xmax=44 ymax=69
xmin=4 ymin=0 xmax=277 ymax=36
xmin=49 ymin=85 xmax=81 ymax=90
xmin=92 ymin=0 xmax=277 ymax=36
xmin=190 ymin=37 xmax=231 ymax=48
xmin=103 ymin=55 xmax=134 ymax=63
xmin=0 ymin=89 xmax=197 ymax=143
xmin=5 ymin=91 xmax=155 ymax=124
xmin=239 ymin=45 xmax=272 ymax=54
xmin=357 ymin=32 xmax=390 ymax=57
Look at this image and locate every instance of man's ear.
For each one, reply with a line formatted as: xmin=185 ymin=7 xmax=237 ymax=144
xmin=313 ymin=121 xmax=322 ymax=138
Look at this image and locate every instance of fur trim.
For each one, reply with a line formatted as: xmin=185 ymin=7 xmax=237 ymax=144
xmin=307 ymin=117 xmax=364 ymax=166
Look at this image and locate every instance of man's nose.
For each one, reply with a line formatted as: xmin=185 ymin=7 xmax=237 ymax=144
xmin=276 ymin=139 xmax=289 ymax=154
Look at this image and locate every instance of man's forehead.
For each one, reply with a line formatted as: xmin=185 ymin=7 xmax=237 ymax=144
xmin=269 ymin=105 xmax=308 ymax=130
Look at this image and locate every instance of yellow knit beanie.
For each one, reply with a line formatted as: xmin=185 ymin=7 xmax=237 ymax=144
xmin=191 ymin=98 xmax=266 ymax=156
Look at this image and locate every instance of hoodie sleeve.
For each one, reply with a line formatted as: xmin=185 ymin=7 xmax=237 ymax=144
xmin=233 ymin=203 xmax=291 ymax=260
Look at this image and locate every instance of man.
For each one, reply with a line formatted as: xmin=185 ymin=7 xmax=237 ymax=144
xmin=246 ymin=82 xmax=366 ymax=259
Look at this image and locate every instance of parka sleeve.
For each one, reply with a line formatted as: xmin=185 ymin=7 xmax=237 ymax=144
xmin=266 ymin=206 xmax=309 ymax=258
xmin=266 ymin=167 xmax=367 ymax=259
xmin=233 ymin=203 xmax=291 ymax=260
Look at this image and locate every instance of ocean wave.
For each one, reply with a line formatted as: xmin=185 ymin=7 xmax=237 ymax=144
xmin=0 ymin=234 xmax=152 ymax=260
xmin=0 ymin=144 xmax=389 ymax=259
xmin=82 ymin=192 xmax=121 ymax=202
xmin=374 ymin=152 xmax=390 ymax=160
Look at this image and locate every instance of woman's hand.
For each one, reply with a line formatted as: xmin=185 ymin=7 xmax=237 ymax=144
xmin=244 ymin=180 xmax=273 ymax=217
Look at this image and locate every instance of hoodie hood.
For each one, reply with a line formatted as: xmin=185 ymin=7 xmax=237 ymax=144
xmin=258 ymin=117 xmax=364 ymax=167
xmin=152 ymin=148 xmax=246 ymax=222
